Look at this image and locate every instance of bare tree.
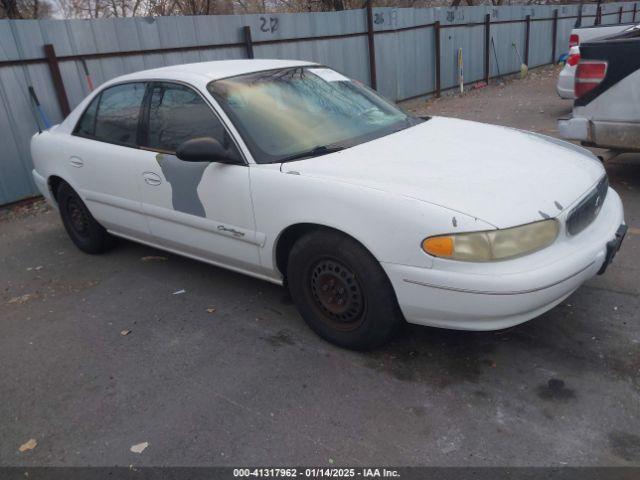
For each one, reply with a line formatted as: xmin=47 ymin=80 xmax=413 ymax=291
xmin=232 ymin=0 xmax=267 ymax=13
xmin=55 ymin=0 xmax=238 ymax=17
xmin=173 ymin=0 xmax=234 ymax=14
xmin=56 ymin=0 xmax=109 ymax=18
xmin=450 ymin=0 xmax=475 ymax=6
xmin=52 ymin=0 xmax=609 ymax=18
xmin=1 ymin=0 xmax=53 ymax=18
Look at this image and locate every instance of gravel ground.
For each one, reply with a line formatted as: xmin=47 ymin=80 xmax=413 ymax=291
xmin=1 ymin=65 xmax=639 ymax=468
xmin=405 ymin=66 xmax=568 ymax=136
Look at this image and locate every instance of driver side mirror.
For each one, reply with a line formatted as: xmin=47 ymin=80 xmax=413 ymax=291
xmin=176 ymin=137 xmax=243 ymax=165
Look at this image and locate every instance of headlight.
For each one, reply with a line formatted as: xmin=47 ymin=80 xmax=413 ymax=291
xmin=422 ymin=219 xmax=559 ymax=262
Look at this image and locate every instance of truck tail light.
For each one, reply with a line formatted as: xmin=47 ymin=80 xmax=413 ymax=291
xmin=569 ymin=34 xmax=579 ymax=48
xmin=566 ymin=51 xmax=581 ymax=66
xmin=575 ymin=60 xmax=607 ymax=98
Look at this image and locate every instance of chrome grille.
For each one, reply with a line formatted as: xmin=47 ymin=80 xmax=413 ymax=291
xmin=566 ymin=175 xmax=609 ymax=236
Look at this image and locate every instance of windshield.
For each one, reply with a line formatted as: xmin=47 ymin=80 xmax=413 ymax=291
xmin=207 ymin=67 xmax=422 ymax=164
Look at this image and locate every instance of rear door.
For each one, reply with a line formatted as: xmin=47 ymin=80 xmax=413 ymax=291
xmin=132 ymin=81 xmax=261 ymax=272
xmin=66 ymin=82 xmax=151 ymax=240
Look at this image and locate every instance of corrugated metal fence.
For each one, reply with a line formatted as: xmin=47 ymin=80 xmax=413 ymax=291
xmin=0 ymin=2 xmax=637 ymax=206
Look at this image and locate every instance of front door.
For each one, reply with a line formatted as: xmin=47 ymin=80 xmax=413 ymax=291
xmin=132 ymin=82 xmax=261 ymax=273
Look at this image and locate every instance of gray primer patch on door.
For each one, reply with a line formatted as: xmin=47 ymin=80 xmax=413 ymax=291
xmin=156 ymin=154 xmax=208 ymax=217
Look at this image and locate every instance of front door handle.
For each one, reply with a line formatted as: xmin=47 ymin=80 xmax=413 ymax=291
xmin=69 ymin=157 xmax=84 ymax=168
xmin=142 ymin=172 xmax=162 ymax=186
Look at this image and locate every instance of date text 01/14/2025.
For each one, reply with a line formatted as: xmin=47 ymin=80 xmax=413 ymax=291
xmin=232 ymin=468 xmax=400 ymax=478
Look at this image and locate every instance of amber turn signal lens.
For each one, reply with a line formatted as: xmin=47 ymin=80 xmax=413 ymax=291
xmin=422 ymin=236 xmax=454 ymax=257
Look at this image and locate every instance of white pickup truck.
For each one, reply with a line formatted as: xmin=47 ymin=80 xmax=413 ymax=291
xmin=556 ymin=22 xmax=637 ymax=99
xmin=558 ymin=25 xmax=640 ymax=152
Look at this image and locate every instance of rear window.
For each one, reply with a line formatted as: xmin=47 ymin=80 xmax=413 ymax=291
xmin=74 ymin=82 xmax=146 ymax=147
xmin=75 ymin=95 xmax=99 ymax=137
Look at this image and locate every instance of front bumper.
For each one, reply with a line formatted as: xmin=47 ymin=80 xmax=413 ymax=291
xmin=383 ymin=189 xmax=625 ymax=331
xmin=597 ymin=224 xmax=627 ymax=275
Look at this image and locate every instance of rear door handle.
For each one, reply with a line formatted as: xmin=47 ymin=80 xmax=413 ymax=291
xmin=142 ymin=172 xmax=162 ymax=186
xmin=69 ymin=157 xmax=84 ymax=168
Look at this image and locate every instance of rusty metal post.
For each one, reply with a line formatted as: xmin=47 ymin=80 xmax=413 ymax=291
xmin=434 ymin=21 xmax=441 ymax=97
xmin=243 ymin=26 xmax=254 ymax=59
xmin=484 ymin=13 xmax=490 ymax=84
xmin=575 ymin=2 xmax=583 ymax=28
xmin=551 ymin=9 xmax=558 ymax=65
xmin=618 ymin=6 xmax=623 ymax=23
xmin=366 ymin=0 xmax=377 ymax=90
xmin=524 ymin=15 xmax=531 ymax=65
xmin=43 ymin=44 xmax=70 ymax=117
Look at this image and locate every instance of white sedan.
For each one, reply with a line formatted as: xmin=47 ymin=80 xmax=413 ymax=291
xmin=31 ymin=60 xmax=626 ymax=349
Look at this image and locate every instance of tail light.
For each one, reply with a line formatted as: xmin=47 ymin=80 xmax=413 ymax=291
xmin=575 ymin=60 xmax=607 ymax=98
xmin=566 ymin=52 xmax=581 ymax=66
xmin=569 ymin=34 xmax=580 ymax=48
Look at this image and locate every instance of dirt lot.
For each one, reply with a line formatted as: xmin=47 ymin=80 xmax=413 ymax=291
xmin=1 ymin=65 xmax=639 ymax=467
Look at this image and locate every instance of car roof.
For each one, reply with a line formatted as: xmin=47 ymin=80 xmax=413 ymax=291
xmin=111 ymin=59 xmax=317 ymax=85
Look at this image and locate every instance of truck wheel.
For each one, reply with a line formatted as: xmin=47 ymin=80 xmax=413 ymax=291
xmin=287 ymin=229 xmax=403 ymax=350
xmin=56 ymin=182 xmax=115 ymax=254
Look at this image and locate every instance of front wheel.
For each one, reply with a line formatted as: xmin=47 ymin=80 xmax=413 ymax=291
xmin=56 ymin=182 xmax=116 ymax=254
xmin=287 ymin=230 xmax=403 ymax=350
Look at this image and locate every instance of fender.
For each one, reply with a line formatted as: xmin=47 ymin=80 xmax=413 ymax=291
xmin=249 ymin=166 xmax=493 ymax=278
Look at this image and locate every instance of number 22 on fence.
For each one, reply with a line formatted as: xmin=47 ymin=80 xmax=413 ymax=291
xmin=458 ymin=48 xmax=464 ymax=93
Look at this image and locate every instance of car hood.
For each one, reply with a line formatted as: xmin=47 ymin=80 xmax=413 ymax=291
xmin=283 ymin=117 xmax=605 ymax=228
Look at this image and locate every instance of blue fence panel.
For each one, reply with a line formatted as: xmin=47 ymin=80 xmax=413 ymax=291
xmin=0 ymin=3 xmax=636 ymax=205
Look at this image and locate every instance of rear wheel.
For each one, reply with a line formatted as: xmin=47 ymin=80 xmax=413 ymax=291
xmin=287 ymin=230 xmax=403 ymax=350
xmin=56 ymin=182 xmax=115 ymax=254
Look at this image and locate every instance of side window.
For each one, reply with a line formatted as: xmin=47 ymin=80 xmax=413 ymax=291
xmin=75 ymin=94 xmax=99 ymax=137
xmin=143 ymin=83 xmax=234 ymax=154
xmin=89 ymin=83 xmax=145 ymax=147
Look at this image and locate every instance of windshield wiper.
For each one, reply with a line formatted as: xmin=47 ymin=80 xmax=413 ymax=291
xmin=279 ymin=145 xmax=346 ymax=163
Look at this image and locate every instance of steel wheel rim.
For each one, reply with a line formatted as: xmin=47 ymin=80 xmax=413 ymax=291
xmin=309 ymin=258 xmax=365 ymax=331
xmin=66 ymin=197 xmax=90 ymax=238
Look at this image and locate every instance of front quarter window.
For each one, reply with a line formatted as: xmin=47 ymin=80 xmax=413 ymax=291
xmin=142 ymin=82 xmax=236 ymax=154
xmin=207 ymin=67 xmax=420 ymax=163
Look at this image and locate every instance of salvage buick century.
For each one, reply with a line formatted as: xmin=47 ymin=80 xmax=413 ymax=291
xmin=31 ymin=60 xmax=626 ymax=349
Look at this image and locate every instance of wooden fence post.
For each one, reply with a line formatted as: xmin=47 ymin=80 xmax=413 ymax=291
xmin=524 ymin=14 xmax=531 ymax=65
xmin=366 ymin=0 xmax=377 ymax=90
xmin=551 ymin=9 xmax=558 ymax=65
xmin=243 ymin=26 xmax=254 ymax=59
xmin=43 ymin=44 xmax=70 ymax=117
xmin=434 ymin=20 xmax=441 ymax=97
xmin=484 ymin=13 xmax=490 ymax=84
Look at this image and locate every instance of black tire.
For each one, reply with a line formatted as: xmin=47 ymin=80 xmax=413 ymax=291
xmin=287 ymin=229 xmax=403 ymax=350
xmin=56 ymin=181 xmax=116 ymax=254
